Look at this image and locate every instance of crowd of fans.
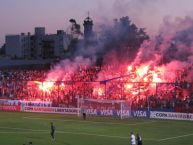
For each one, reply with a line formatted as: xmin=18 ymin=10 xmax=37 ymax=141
xmin=0 ymin=65 xmax=192 ymax=112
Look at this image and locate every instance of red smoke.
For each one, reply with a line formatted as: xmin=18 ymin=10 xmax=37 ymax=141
xmin=29 ymin=16 xmax=193 ymax=101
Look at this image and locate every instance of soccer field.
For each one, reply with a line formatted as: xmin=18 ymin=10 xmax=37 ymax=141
xmin=0 ymin=112 xmax=193 ymax=145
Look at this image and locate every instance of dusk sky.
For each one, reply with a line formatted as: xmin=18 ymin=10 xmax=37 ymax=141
xmin=1 ymin=0 xmax=193 ymax=46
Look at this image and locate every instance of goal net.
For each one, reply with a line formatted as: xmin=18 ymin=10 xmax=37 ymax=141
xmin=79 ymin=98 xmax=131 ymax=119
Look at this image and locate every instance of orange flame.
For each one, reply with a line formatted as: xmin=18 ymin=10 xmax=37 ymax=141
xmin=34 ymin=81 xmax=54 ymax=93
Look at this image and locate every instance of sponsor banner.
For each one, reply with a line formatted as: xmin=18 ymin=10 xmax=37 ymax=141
xmin=0 ymin=99 xmax=52 ymax=106
xmin=85 ymin=109 xmax=131 ymax=117
xmin=0 ymin=105 xmax=21 ymax=112
xmin=150 ymin=111 xmax=193 ymax=121
xmin=55 ymin=108 xmax=79 ymax=114
xmin=132 ymin=110 xmax=149 ymax=118
xmin=23 ymin=106 xmax=130 ymax=117
xmin=24 ymin=106 xmax=79 ymax=115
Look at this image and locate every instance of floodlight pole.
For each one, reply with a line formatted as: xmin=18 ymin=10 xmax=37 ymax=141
xmin=105 ymin=82 xmax=107 ymax=99
xmin=77 ymin=95 xmax=80 ymax=117
xmin=121 ymin=101 xmax=123 ymax=120
xmin=57 ymin=82 xmax=59 ymax=103
xmin=41 ymin=81 xmax=43 ymax=99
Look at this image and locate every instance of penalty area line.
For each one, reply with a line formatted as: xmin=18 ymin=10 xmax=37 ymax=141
xmin=0 ymin=131 xmax=48 ymax=134
xmin=23 ymin=116 xmax=157 ymax=126
xmin=0 ymin=127 xmax=157 ymax=141
xmin=159 ymin=133 xmax=193 ymax=141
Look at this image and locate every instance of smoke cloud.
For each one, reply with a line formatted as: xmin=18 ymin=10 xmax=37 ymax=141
xmin=45 ymin=0 xmax=193 ymax=83
xmin=132 ymin=16 xmax=193 ymax=82
xmin=46 ymin=56 xmax=91 ymax=81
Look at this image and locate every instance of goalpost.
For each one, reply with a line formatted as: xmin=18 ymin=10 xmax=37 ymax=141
xmin=78 ymin=98 xmax=131 ymax=119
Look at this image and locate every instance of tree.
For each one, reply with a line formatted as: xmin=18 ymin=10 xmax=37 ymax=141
xmin=0 ymin=44 xmax=6 ymax=56
xmin=69 ymin=19 xmax=83 ymax=39
xmin=100 ymin=16 xmax=149 ymax=63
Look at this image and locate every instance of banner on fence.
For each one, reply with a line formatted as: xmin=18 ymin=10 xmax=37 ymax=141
xmin=23 ymin=106 xmax=131 ymax=117
xmin=131 ymin=110 xmax=149 ymax=118
xmin=0 ymin=105 xmax=21 ymax=112
xmin=85 ymin=109 xmax=130 ymax=117
xmin=23 ymin=106 xmax=79 ymax=115
xmin=150 ymin=111 xmax=193 ymax=121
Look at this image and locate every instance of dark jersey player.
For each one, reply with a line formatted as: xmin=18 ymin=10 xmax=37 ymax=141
xmin=82 ymin=108 xmax=86 ymax=120
xmin=50 ymin=122 xmax=55 ymax=140
xmin=136 ymin=133 xmax=142 ymax=145
xmin=83 ymin=112 xmax=86 ymax=120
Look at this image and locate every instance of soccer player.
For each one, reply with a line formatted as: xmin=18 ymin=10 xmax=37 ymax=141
xmin=136 ymin=133 xmax=142 ymax=145
xmin=130 ymin=132 xmax=136 ymax=145
xmin=81 ymin=107 xmax=86 ymax=120
xmin=83 ymin=112 xmax=86 ymax=120
xmin=50 ymin=122 xmax=55 ymax=140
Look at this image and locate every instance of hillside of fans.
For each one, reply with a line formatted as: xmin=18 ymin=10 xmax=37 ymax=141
xmin=0 ymin=65 xmax=192 ymax=113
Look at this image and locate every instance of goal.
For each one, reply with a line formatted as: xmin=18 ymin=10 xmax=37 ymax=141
xmin=78 ymin=98 xmax=131 ymax=119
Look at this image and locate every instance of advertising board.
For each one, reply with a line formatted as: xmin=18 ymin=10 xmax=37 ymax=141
xmin=150 ymin=111 xmax=193 ymax=121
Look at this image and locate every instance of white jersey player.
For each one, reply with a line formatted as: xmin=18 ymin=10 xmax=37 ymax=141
xmin=130 ymin=132 xmax=136 ymax=145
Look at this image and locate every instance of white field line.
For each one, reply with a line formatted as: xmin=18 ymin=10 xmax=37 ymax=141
xmin=23 ymin=116 xmax=156 ymax=126
xmin=0 ymin=127 xmax=157 ymax=141
xmin=159 ymin=133 xmax=193 ymax=141
xmin=1 ymin=126 xmax=192 ymax=142
xmin=0 ymin=131 xmax=48 ymax=134
xmin=0 ymin=127 xmax=47 ymax=132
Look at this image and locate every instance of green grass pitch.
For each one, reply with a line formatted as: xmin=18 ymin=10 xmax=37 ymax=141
xmin=0 ymin=111 xmax=193 ymax=145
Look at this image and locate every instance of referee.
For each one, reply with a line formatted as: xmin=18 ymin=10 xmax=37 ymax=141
xmin=136 ymin=133 xmax=142 ymax=145
xmin=50 ymin=122 xmax=55 ymax=141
